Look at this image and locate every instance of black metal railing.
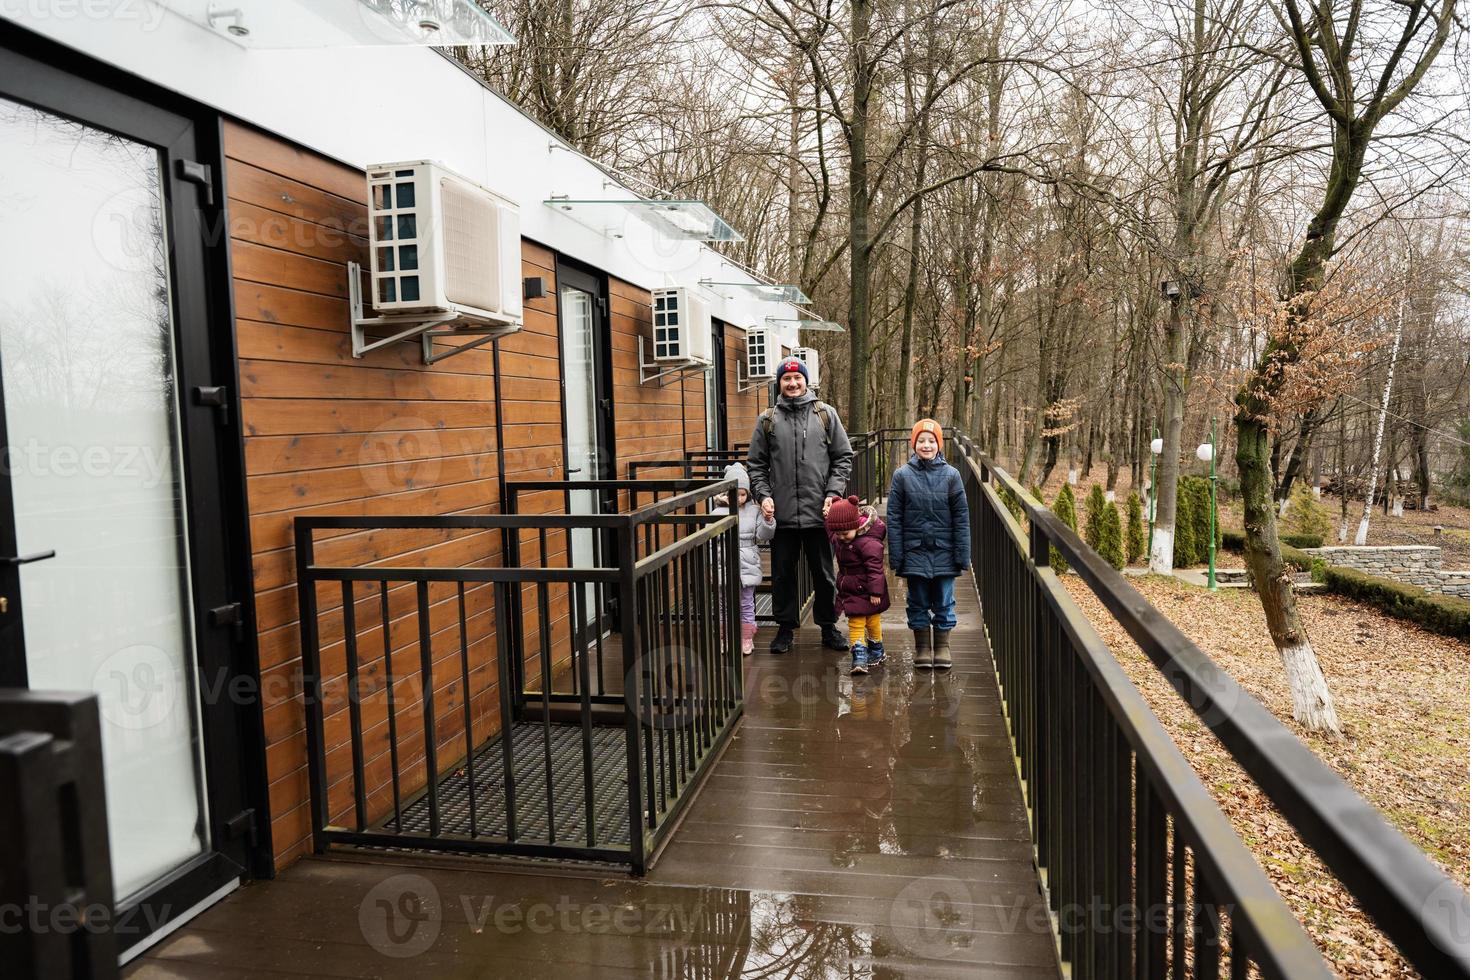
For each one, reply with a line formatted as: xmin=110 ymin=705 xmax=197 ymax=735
xmin=294 ymin=478 xmax=743 ymax=873
xmin=844 ymin=427 xmax=956 ymax=504
xmin=625 ymin=457 xmax=809 ymax=627
xmin=0 ymin=690 xmax=117 ymax=978
xmin=948 ymin=432 xmax=1470 ymax=978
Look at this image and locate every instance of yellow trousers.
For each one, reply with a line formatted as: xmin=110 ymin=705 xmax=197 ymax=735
xmin=848 ymin=613 xmax=883 ymax=646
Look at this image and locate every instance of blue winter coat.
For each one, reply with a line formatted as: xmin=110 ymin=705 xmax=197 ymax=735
xmin=887 ymin=452 xmax=971 ymax=578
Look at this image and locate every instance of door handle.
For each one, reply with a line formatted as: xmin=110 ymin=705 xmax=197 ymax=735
xmin=567 ymin=468 xmax=584 ymax=475
xmin=3 ymin=550 xmax=56 ymax=565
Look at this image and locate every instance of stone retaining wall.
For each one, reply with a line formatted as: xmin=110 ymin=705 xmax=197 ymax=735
xmin=1303 ymin=545 xmax=1470 ymax=598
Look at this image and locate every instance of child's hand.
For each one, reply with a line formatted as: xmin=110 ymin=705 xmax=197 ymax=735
xmin=869 ymin=596 xmax=881 ymax=605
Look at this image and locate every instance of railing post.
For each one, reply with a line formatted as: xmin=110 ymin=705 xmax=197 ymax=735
xmin=0 ymin=692 xmax=118 ymax=979
xmin=618 ymin=518 xmax=648 ymax=874
xmin=293 ymin=520 xmax=330 ymax=854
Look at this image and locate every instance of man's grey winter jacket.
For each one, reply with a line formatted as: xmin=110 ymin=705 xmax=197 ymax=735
xmin=746 ymin=391 xmax=854 ymax=529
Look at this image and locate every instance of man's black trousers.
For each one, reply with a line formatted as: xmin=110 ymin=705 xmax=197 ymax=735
xmin=770 ymin=527 xmax=838 ymax=629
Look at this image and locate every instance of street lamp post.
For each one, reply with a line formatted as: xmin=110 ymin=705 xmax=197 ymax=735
xmin=1148 ymin=425 xmax=1161 ymax=561
xmin=1196 ymin=417 xmax=1218 ymax=590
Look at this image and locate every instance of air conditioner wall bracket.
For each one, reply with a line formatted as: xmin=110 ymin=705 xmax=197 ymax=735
xmin=735 ymin=360 xmax=772 ymax=393
xmin=349 ymin=261 xmax=516 ymax=365
xmin=637 ymin=335 xmax=711 ymax=387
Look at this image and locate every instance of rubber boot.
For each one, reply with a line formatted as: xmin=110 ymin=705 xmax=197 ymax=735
xmin=933 ymin=629 xmax=953 ymax=670
xmin=867 ymin=640 xmax=886 ymax=667
xmin=850 ymin=643 xmax=869 ymax=676
xmin=912 ymin=629 xmax=933 ymax=669
xmin=741 ymin=622 xmax=757 ymax=656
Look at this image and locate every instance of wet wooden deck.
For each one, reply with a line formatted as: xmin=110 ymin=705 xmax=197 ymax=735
xmin=125 ymin=570 xmax=1060 ymax=978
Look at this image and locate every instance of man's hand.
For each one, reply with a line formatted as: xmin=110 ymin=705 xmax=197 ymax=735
xmin=869 ymin=596 xmax=881 ymax=605
xmin=761 ymin=497 xmax=775 ymax=520
xmin=822 ymin=496 xmax=834 ymax=517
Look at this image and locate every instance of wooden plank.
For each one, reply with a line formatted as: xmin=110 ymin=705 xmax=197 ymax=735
xmin=242 ymin=398 xmax=494 ymax=437
xmin=239 ymin=358 xmax=491 ymax=401
xmin=225 ymin=157 xmax=368 ymax=234
xmin=244 ymin=426 xmax=498 ymax=476
xmin=224 ymin=118 xmax=367 ymax=204
xmin=233 ymin=240 xmax=348 ymax=298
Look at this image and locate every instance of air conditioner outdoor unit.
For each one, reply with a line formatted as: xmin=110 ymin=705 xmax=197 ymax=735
xmin=745 ymin=325 xmax=774 ymax=380
xmin=791 ymin=346 xmax=820 ymax=387
xmin=650 ymin=287 xmax=713 ymax=364
xmin=366 ymin=160 xmax=522 ymax=329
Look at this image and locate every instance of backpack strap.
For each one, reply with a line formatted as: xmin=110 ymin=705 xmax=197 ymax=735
xmin=761 ymin=402 xmax=832 ymax=444
xmin=813 ymin=401 xmax=833 ymax=444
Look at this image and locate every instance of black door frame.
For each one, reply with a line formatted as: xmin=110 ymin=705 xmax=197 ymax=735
xmin=553 ymin=257 xmax=617 ymax=643
xmin=0 ymin=31 xmax=271 ymax=954
xmin=708 ymin=321 xmax=728 ymax=451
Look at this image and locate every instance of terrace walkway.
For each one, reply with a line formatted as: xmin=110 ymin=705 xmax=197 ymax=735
xmin=123 ymin=567 xmax=1060 ymax=979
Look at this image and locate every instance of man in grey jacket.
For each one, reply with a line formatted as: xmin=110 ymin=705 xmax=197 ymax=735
xmin=746 ymin=357 xmax=854 ymax=653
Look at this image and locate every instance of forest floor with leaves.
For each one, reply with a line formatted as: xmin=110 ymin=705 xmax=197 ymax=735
xmin=1062 ymin=574 xmax=1470 ymax=977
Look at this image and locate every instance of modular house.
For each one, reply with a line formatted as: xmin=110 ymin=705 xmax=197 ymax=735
xmin=0 ymin=3 xmax=804 ymax=960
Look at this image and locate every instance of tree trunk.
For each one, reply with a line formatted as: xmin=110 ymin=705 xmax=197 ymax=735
xmin=1275 ymin=408 xmax=1320 ymax=503
xmin=1238 ymin=417 xmax=1341 ymax=731
xmin=845 ymin=0 xmax=873 ymax=432
xmin=1357 ymin=293 xmax=1405 ymax=543
xmin=1151 ymin=297 xmax=1187 ymax=573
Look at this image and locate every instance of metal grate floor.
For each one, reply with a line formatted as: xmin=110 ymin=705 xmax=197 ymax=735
xmin=384 ymin=722 xmax=630 ymax=847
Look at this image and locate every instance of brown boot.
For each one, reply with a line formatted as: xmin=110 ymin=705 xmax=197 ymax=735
xmin=933 ymin=629 xmax=953 ymax=670
xmin=912 ymin=628 xmax=933 ymax=669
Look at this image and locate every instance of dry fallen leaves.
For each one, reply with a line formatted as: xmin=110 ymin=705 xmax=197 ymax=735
xmin=1063 ymin=574 xmax=1470 ymax=980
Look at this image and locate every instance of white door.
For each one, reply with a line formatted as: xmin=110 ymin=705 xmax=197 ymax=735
xmin=0 ymin=95 xmax=210 ymax=901
xmin=558 ymin=268 xmax=609 ymax=638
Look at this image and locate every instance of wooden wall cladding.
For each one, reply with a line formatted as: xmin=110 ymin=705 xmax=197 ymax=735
xmin=225 ymin=120 xmax=762 ymax=871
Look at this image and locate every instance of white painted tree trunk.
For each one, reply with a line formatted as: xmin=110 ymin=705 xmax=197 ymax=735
xmin=1356 ymin=294 xmax=1406 ymax=545
xmin=1149 ymin=526 xmax=1174 ymax=575
xmin=1281 ymin=639 xmax=1342 ymax=733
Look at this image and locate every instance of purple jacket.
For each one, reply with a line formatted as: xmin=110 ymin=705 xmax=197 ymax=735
xmin=831 ymin=514 xmax=891 ymax=616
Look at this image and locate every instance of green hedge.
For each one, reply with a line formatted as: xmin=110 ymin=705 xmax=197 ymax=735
xmin=1320 ymin=566 xmax=1470 ymax=641
xmin=1221 ymin=530 xmax=1322 ymax=551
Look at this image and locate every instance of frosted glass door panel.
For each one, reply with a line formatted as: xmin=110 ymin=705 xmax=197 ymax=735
xmin=559 ymin=286 xmax=599 ymax=621
xmin=0 ymin=97 xmax=209 ymax=900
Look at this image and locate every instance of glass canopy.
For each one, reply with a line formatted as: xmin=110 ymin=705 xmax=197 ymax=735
xmin=544 ymin=199 xmax=744 ymax=243
xmin=700 ymin=281 xmax=811 ymax=304
xmin=766 ymin=317 xmax=845 ymax=333
xmin=156 ymin=0 xmax=515 ymax=49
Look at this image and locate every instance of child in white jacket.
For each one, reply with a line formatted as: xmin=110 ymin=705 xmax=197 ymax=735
xmin=714 ymin=462 xmax=776 ymax=654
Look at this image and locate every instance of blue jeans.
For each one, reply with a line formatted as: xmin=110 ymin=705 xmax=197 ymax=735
xmin=905 ymin=575 xmax=957 ymax=631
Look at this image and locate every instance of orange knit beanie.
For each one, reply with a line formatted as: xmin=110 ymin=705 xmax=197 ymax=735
xmin=910 ymin=418 xmax=943 ymax=452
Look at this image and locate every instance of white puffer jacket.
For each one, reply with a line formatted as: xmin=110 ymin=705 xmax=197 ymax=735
xmin=712 ymin=463 xmax=776 ymax=586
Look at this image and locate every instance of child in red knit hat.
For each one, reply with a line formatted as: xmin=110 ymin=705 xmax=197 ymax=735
xmin=825 ymin=495 xmax=890 ymax=675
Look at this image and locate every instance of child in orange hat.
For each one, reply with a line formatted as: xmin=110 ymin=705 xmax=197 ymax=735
xmin=886 ymin=419 xmax=969 ymax=669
